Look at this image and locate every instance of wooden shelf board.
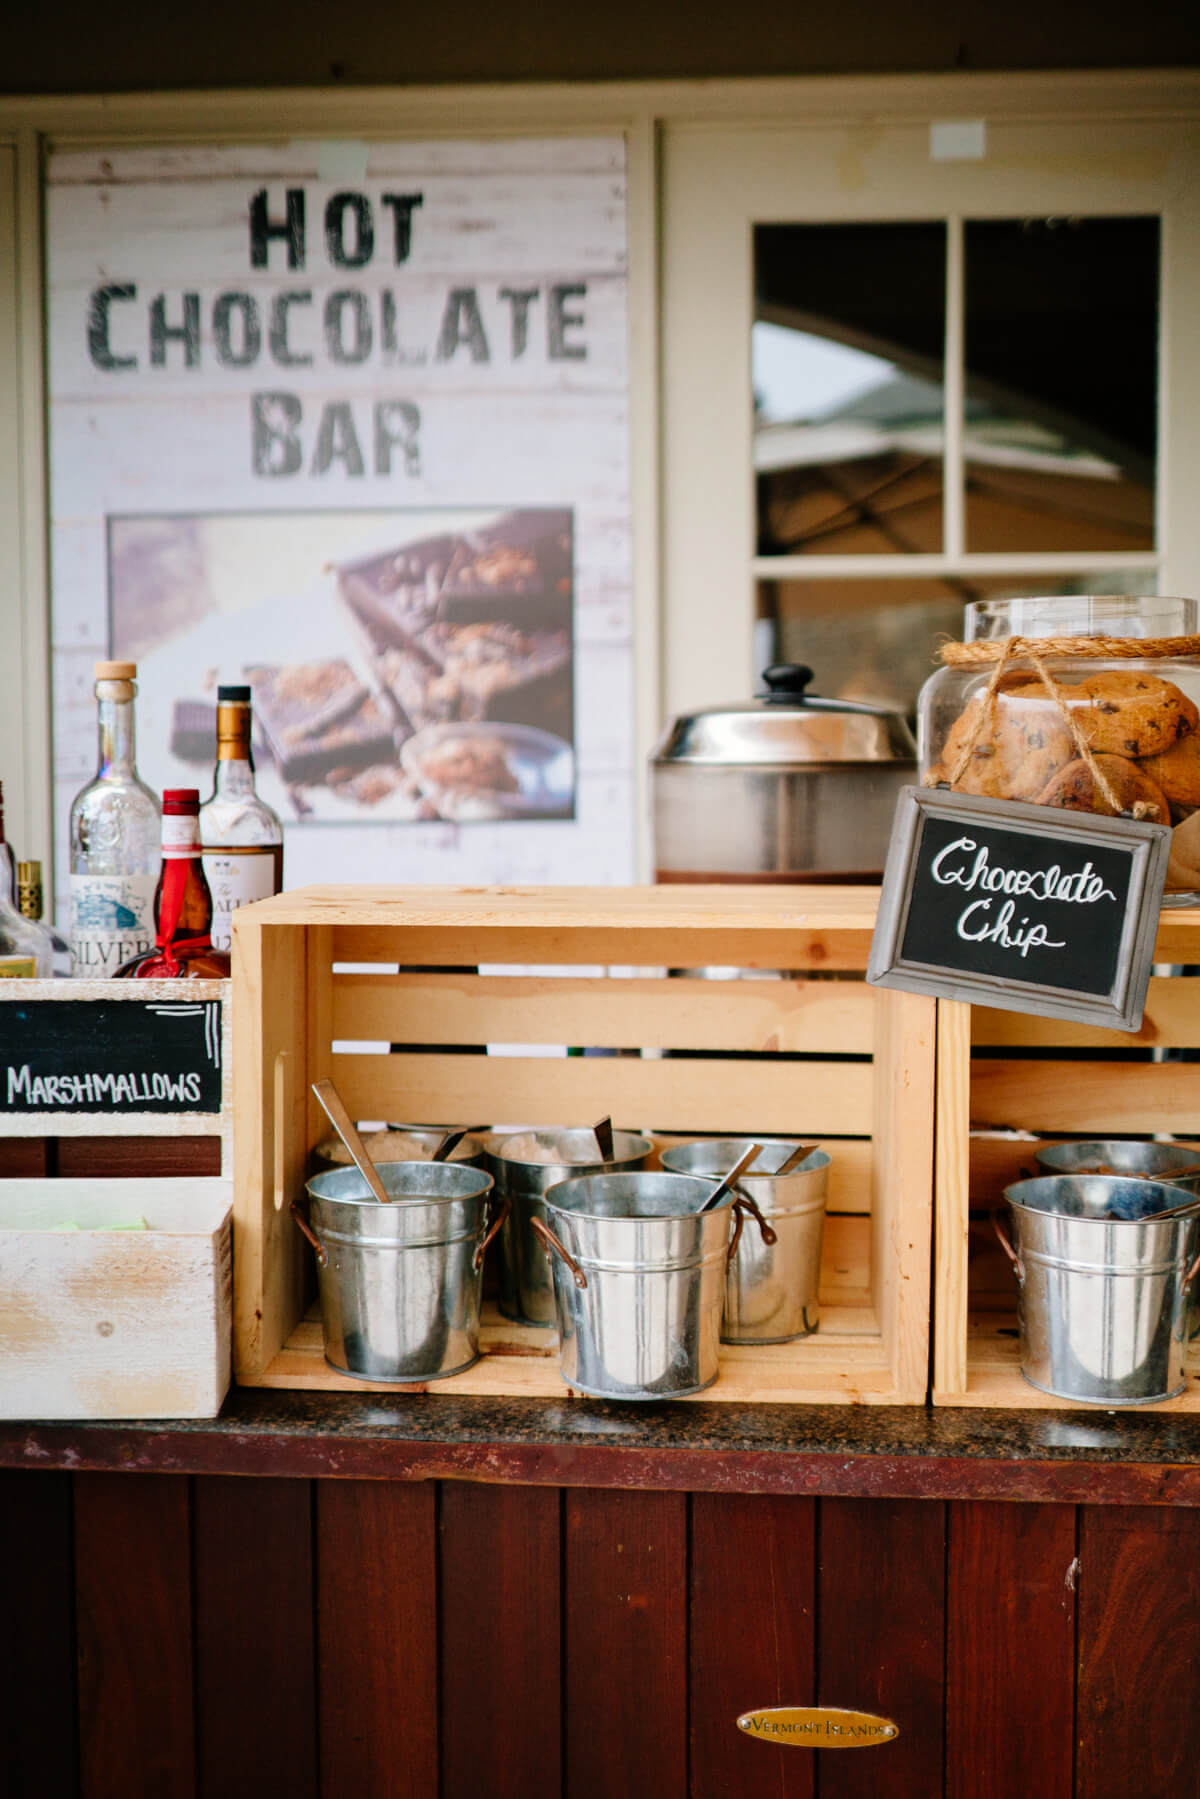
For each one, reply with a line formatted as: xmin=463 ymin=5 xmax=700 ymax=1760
xmin=935 ymin=1311 xmax=1200 ymax=1412
xmin=248 ymin=1301 xmax=908 ymax=1404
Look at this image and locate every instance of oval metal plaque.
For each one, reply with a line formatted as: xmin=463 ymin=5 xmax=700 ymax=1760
xmin=737 ymin=1707 xmax=899 ymax=1748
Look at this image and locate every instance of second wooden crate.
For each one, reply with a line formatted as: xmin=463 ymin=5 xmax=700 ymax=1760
xmin=934 ymin=908 xmax=1200 ymax=1410
xmin=232 ymin=885 xmax=935 ymax=1404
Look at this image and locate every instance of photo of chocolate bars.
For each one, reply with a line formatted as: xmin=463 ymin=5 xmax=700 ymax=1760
xmin=109 ymin=506 xmax=578 ymax=826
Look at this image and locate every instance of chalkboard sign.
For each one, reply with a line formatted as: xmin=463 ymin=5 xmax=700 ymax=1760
xmin=0 ymin=993 xmax=224 ymax=1115
xmin=867 ymin=787 xmax=1171 ymax=1031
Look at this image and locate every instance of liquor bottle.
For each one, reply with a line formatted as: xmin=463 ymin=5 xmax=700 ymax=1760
xmin=0 ymin=877 xmax=54 ymax=977
xmin=16 ymin=860 xmax=72 ymax=977
xmin=0 ymin=780 xmax=16 ymax=906
xmin=69 ymin=660 xmax=161 ymax=978
xmin=116 ymin=790 xmax=231 ymax=979
xmin=199 ymin=685 xmax=283 ymax=953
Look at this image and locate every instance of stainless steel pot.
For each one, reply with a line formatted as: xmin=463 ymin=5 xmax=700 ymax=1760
xmin=651 ymin=663 xmax=916 ymax=883
xmin=533 ymin=1170 xmax=767 ymax=1399
xmin=660 ymin=1138 xmax=829 ymax=1342
xmin=481 ymin=1129 xmax=653 ymax=1326
xmin=998 ymin=1175 xmax=1200 ymax=1404
xmin=295 ymin=1160 xmax=504 ymax=1383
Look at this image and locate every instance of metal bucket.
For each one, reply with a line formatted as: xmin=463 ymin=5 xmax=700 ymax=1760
xmin=1034 ymin=1139 xmax=1200 ymax=1192
xmin=533 ymin=1170 xmax=772 ymax=1399
xmin=295 ymin=1160 xmax=504 ymax=1383
xmin=659 ymin=1138 xmax=829 ymax=1342
xmin=999 ymin=1176 xmax=1200 ymax=1404
xmin=481 ymin=1129 xmax=653 ymax=1327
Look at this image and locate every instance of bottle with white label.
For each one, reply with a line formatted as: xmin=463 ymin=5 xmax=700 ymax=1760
xmin=69 ymin=660 xmax=161 ymax=978
xmin=199 ymin=684 xmax=283 ymax=952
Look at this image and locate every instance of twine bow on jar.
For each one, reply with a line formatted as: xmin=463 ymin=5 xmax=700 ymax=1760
xmin=923 ymin=632 xmax=1200 ymax=819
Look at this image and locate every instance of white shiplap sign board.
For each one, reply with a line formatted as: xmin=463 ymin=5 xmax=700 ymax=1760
xmin=46 ymin=139 xmax=634 ymax=913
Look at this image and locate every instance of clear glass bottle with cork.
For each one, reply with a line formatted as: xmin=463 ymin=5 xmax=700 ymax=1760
xmin=199 ymin=684 xmax=283 ymax=953
xmin=69 ymin=660 xmax=161 ymax=976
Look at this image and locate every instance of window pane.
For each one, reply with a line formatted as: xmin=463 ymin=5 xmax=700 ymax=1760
xmin=964 ymin=217 xmax=1158 ymax=554
xmin=754 ymin=223 xmax=947 ymax=556
xmin=758 ymin=569 xmax=1158 ymax=715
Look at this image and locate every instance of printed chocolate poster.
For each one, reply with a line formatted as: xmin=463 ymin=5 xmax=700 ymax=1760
xmin=46 ymin=139 xmax=634 ymax=906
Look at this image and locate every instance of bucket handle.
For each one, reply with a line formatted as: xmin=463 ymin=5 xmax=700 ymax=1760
xmin=991 ymin=1209 xmax=1023 ymax=1282
xmin=290 ymin=1201 xmax=328 ymax=1268
xmin=530 ymin=1215 xmax=588 ymax=1289
xmin=726 ymin=1192 xmax=778 ymax=1265
xmin=474 ymin=1191 xmax=510 ymax=1273
xmin=1183 ymin=1247 xmax=1200 ymax=1292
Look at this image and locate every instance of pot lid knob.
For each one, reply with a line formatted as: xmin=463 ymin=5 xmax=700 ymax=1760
xmin=761 ymin=663 xmax=814 ymax=703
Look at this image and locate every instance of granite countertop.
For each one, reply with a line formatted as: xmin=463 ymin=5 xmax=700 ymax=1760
xmin=5 ymin=1388 xmax=1200 ymax=1503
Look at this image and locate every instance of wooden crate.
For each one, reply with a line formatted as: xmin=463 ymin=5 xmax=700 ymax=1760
xmin=0 ymin=978 xmax=234 ymax=1419
xmin=934 ymin=908 xmax=1200 ymax=1410
xmin=0 ymin=1175 xmax=232 ymax=1418
xmin=231 ymin=885 xmax=936 ymax=1404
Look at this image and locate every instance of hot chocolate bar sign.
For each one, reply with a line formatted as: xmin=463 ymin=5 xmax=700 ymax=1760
xmin=867 ymin=786 xmax=1171 ymax=1030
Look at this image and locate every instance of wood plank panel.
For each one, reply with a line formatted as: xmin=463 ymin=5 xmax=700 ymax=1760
xmin=74 ymin=1472 xmax=195 ymax=1799
xmin=971 ymin=976 xmax=1200 ymax=1049
xmin=969 ymin=1060 xmax=1200 ymax=1134
xmin=1077 ymin=1506 xmax=1200 ymax=1797
xmin=564 ymin=1488 xmax=687 ymax=1798
xmin=946 ymin=1501 xmax=1075 ymax=1799
xmin=439 ymin=1483 xmax=561 ymax=1799
xmin=935 ymin=1001 xmax=972 ymax=1398
xmin=817 ymin=1498 xmax=945 ymax=1799
xmin=192 ymin=1477 xmax=317 ymax=1799
xmin=0 ymin=1470 xmax=77 ymax=1799
xmin=330 ymin=924 xmax=875 ymax=971
xmin=870 ymin=988 xmax=936 ymax=1402
xmin=334 ymin=970 xmax=877 ymax=1054
xmin=0 ymin=1137 xmax=49 ymax=1176
xmin=56 ymin=1135 xmax=222 ymax=1178
xmin=691 ymin=1493 xmax=816 ymax=1799
xmin=332 ymin=1050 xmax=875 ymax=1137
xmin=315 ymin=1480 xmax=438 ymax=1799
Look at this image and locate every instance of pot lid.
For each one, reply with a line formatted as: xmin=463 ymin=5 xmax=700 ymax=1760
xmin=652 ymin=664 xmax=917 ymax=766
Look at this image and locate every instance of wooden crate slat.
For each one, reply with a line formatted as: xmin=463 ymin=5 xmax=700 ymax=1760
xmin=330 ymin=1048 xmax=875 ymax=1137
xmin=970 ymin=976 xmax=1200 ymax=1049
xmin=330 ymin=920 xmax=875 ymax=970
xmin=333 ymin=968 xmax=878 ymax=1054
xmin=870 ymin=987 xmax=936 ymax=1402
xmin=969 ymin=1058 xmax=1200 ymax=1134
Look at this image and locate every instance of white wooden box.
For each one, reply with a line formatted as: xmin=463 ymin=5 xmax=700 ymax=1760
xmin=0 ymin=1177 xmax=232 ymax=1419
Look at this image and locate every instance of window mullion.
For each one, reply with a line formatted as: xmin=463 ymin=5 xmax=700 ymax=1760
xmin=944 ymin=211 xmax=965 ymax=560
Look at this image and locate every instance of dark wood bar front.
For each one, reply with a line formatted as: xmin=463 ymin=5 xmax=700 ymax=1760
xmin=5 ymin=1394 xmax=1200 ymax=1799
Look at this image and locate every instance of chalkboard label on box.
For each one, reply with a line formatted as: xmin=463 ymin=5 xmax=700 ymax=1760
xmin=0 ymin=996 xmax=223 ymax=1114
xmin=866 ymin=786 xmax=1171 ymax=1031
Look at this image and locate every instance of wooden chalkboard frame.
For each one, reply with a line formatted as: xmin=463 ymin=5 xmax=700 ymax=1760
xmin=866 ymin=786 xmax=1171 ymax=1031
xmin=0 ymin=978 xmax=231 ymax=1142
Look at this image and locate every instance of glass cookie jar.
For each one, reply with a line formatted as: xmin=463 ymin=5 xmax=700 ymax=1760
xmin=917 ymin=595 xmax=1200 ymax=903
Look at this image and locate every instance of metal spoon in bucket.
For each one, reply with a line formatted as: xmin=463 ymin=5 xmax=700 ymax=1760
xmin=311 ymin=1079 xmax=393 ymax=1205
xmin=699 ymin=1142 xmax=763 ymax=1212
